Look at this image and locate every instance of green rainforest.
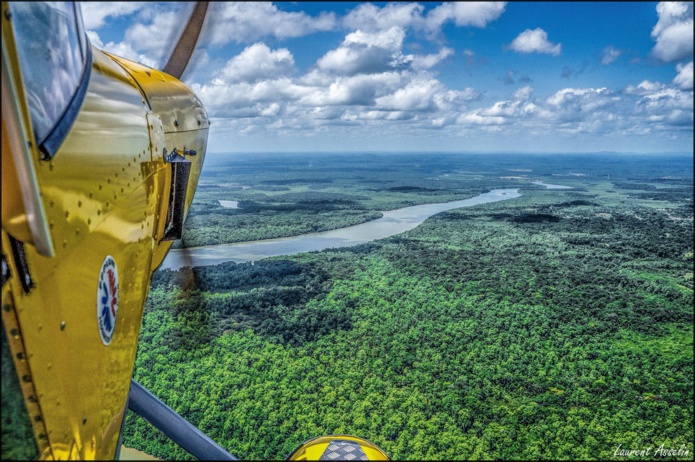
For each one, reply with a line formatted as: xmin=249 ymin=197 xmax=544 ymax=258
xmin=122 ymin=153 xmax=693 ymax=460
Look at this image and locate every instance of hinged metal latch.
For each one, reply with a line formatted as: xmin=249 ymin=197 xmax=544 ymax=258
xmin=161 ymin=148 xmax=191 ymax=241
xmin=163 ymin=148 xmax=196 ymax=162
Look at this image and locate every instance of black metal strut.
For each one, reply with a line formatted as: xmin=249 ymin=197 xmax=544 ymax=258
xmin=127 ymin=379 xmax=237 ymax=460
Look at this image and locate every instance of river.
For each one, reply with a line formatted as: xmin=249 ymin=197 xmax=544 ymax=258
xmin=161 ymin=188 xmax=521 ymax=270
xmin=531 ymin=181 xmax=573 ymax=189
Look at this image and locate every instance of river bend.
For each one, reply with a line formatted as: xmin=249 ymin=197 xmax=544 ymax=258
xmin=161 ymin=188 xmax=521 ymax=270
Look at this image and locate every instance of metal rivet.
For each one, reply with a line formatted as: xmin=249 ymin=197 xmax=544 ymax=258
xmin=28 ymin=395 xmax=37 ymax=403
xmin=16 ymin=352 xmax=24 ymax=360
xmin=10 ymin=328 xmax=18 ymax=336
xmin=3 ymin=304 xmax=11 ymax=312
xmin=34 ymin=415 xmax=42 ymax=422
xmin=22 ymin=374 xmax=31 ymax=382
xmin=60 ymin=322 xmax=66 ymax=331
xmin=5 ymin=9 xmax=13 ymax=20
xmin=38 ymin=434 xmax=47 ymax=440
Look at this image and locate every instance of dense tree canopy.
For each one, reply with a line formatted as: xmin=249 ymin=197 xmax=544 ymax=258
xmin=123 ymin=154 xmax=693 ymax=460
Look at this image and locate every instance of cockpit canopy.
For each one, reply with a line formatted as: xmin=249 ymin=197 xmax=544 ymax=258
xmin=10 ymin=2 xmax=90 ymax=158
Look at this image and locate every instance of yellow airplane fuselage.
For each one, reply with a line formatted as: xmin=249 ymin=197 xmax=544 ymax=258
xmin=1 ymin=3 xmax=208 ymax=458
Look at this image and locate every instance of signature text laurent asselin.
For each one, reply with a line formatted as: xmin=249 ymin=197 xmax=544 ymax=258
xmin=614 ymin=444 xmax=691 ymax=458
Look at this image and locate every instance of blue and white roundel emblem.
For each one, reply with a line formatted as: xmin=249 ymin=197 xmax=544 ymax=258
xmin=97 ymin=256 xmax=119 ymax=345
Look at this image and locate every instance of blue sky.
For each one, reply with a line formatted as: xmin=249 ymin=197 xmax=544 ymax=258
xmin=81 ymin=2 xmax=693 ymax=154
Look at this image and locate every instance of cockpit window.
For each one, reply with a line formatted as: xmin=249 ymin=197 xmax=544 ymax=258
xmin=10 ymin=2 xmax=89 ymax=156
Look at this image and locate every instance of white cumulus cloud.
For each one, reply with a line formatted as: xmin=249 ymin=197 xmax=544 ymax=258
xmin=513 ymin=85 xmax=534 ymax=101
xmin=601 ymin=46 xmax=621 ymax=65
xmin=455 ymin=81 xmax=689 ymax=137
xmin=343 ymin=1 xmax=505 ymax=38
xmin=650 ymin=2 xmax=693 ymax=62
xmin=317 ymin=27 xmax=408 ymax=75
xmin=624 ymin=80 xmax=665 ymax=95
xmin=99 ymin=40 xmax=158 ymax=67
xmin=125 ymin=10 xmax=181 ymax=55
xmin=673 ymin=61 xmax=693 ymax=90
xmin=411 ymin=47 xmax=455 ymax=70
xmin=343 ymin=3 xmax=425 ymax=32
xmin=426 ymin=2 xmax=507 ymax=32
xmin=80 ymin=2 xmax=147 ymax=29
xmin=86 ymin=30 xmax=104 ymax=49
xmin=218 ymin=43 xmax=295 ymax=83
xmin=83 ymin=3 xmax=195 ymax=68
xmin=509 ymin=28 xmax=561 ymax=56
xmin=298 ymin=72 xmax=403 ymax=107
xmin=545 ymin=87 xmax=620 ymax=125
xmin=376 ymin=78 xmax=444 ymax=111
xmin=204 ymin=2 xmax=337 ymax=45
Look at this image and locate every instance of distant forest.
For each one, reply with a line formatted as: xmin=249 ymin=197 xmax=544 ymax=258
xmin=123 ymin=153 xmax=693 ymax=460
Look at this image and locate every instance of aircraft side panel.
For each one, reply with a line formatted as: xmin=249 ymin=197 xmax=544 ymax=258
xmin=2 ymin=47 xmax=165 ymax=460
xmin=104 ymin=53 xmax=209 ymax=272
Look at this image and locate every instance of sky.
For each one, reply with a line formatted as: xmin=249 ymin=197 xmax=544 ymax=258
xmin=80 ymin=2 xmax=693 ymax=154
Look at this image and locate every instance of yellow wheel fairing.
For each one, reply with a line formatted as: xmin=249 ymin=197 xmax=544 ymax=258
xmin=287 ymin=435 xmax=390 ymax=461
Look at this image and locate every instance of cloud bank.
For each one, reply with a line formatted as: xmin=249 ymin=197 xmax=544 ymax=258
xmin=80 ymin=2 xmax=692 ymax=152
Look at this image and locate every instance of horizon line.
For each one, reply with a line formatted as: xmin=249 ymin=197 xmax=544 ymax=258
xmin=206 ymin=150 xmax=694 ymax=156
